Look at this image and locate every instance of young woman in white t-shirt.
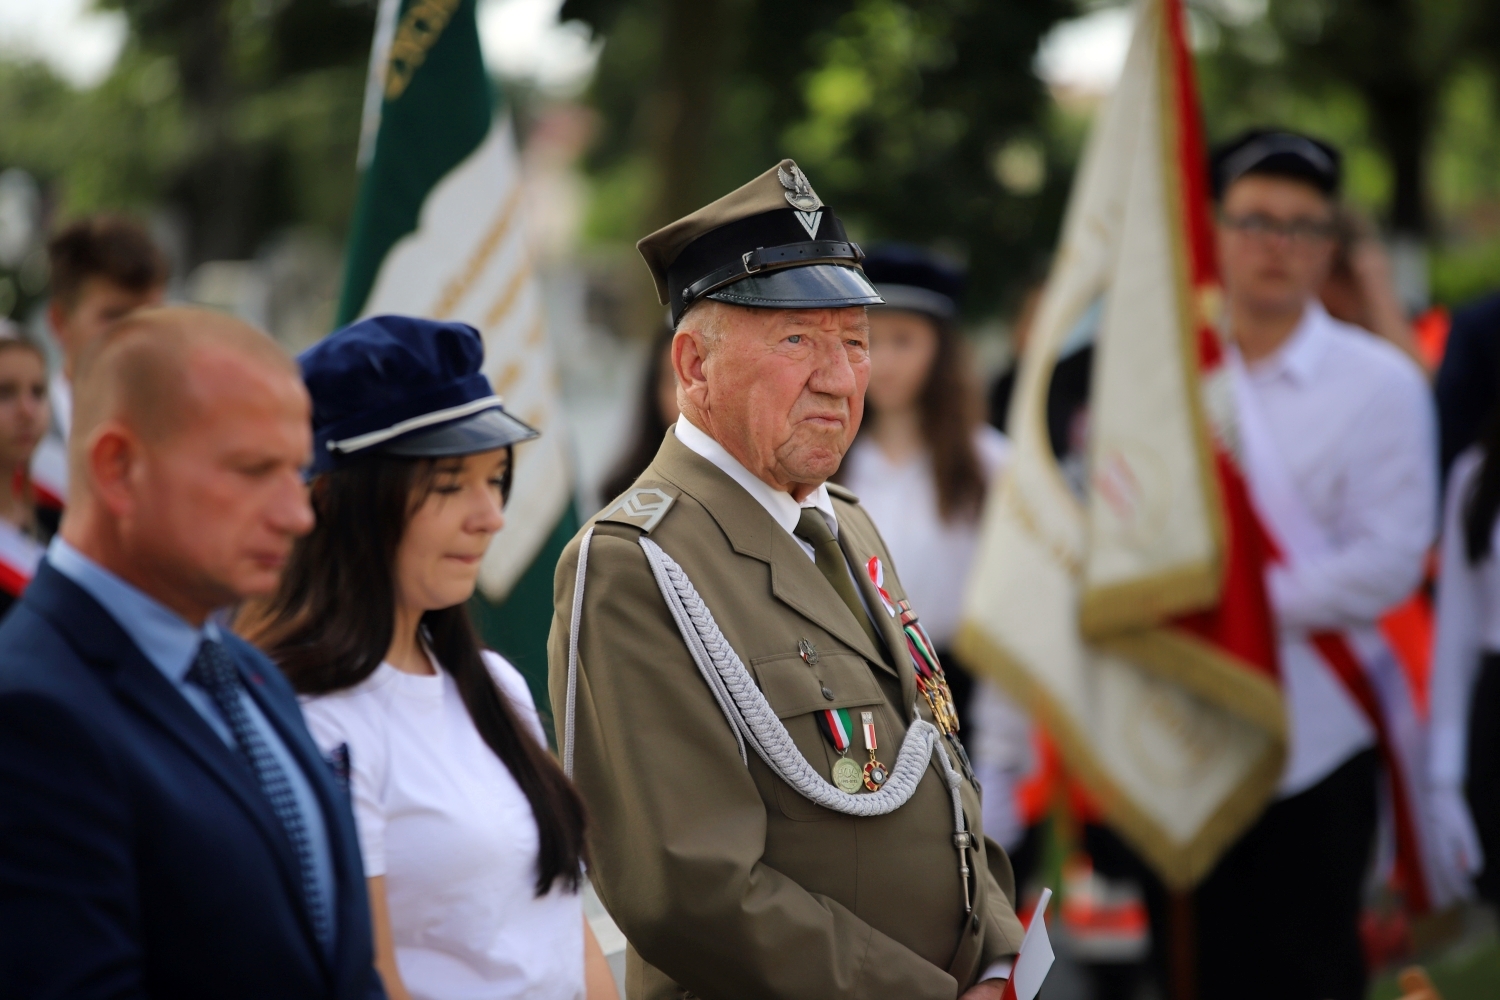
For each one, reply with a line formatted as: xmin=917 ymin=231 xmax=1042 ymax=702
xmin=240 ymin=316 xmax=616 ymax=1000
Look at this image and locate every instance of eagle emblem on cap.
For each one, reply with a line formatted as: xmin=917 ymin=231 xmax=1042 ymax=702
xmin=778 ymin=163 xmax=822 ymax=212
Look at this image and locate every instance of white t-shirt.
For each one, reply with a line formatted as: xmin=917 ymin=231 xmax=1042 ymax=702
xmin=840 ymin=425 xmax=1011 ymax=649
xmin=300 ymin=651 xmax=584 ymax=1000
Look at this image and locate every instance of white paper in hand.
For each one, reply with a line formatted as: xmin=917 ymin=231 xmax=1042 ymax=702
xmin=1000 ymin=888 xmax=1055 ymax=1000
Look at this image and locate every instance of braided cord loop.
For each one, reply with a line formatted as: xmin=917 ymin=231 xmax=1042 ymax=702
xmin=563 ymin=531 xmax=972 ymax=841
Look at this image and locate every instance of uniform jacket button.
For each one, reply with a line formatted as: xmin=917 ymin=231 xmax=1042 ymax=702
xmin=821 ymin=686 xmax=834 ymax=700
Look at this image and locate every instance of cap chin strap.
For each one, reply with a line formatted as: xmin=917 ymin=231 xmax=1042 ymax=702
xmin=563 ymin=528 xmax=972 ymax=831
xmin=679 ymin=239 xmax=866 ymax=314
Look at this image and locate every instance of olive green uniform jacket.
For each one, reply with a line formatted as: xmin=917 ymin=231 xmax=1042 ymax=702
xmin=548 ymin=431 xmax=1024 ymax=1000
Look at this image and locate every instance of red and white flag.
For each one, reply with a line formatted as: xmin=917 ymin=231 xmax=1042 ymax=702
xmin=958 ymin=0 xmax=1282 ymax=889
xmin=999 ymin=888 xmax=1056 ymax=1000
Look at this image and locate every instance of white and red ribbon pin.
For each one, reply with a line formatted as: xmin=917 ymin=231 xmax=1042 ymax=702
xmin=865 ymin=556 xmax=898 ymax=617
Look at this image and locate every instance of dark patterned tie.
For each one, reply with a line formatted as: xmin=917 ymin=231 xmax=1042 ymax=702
xmin=187 ymin=639 xmax=331 ymax=949
xmin=794 ymin=508 xmax=884 ymax=652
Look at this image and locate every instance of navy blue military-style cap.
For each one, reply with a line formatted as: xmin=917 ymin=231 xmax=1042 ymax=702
xmin=299 ymin=314 xmax=539 ymax=477
xmin=637 ymin=159 xmax=883 ymax=327
xmin=1210 ymin=129 xmax=1342 ymax=200
xmin=861 ymin=244 xmax=966 ymax=322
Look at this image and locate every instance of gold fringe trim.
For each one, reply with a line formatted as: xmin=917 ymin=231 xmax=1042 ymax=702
xmin=956 ymin=621 xmax=1285 ymax=889
xmin=1078 ymin=558 xmax=1220 ymax=639
xmin=1096 ymin=628 xmax=1286 ymax=738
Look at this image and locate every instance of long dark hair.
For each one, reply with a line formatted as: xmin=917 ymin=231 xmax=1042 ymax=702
xmin=239 ymin=455 xmax=588 ymax=895
xmin=1465 ymin=408 xmax=1500 ymax=565
xmin=842 ymin=314 xmax=988 ymax=522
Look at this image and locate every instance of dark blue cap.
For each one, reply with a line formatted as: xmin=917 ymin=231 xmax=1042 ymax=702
xmin=299 ymin=314 xmax=539 ymax=476
xmin=861 ymin=244 xmax=966 ymax=321
xmin=1210 ymin=129 xmax=1341 ymax=200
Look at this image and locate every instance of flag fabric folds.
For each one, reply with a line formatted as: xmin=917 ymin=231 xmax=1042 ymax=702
xmin=337 ymin=0 xmax=573 ymax=712
xmin=999 ymin=888 xmax=1056 ymax=1000
xmin=957 ymin=0 xmax=1283 ymax=888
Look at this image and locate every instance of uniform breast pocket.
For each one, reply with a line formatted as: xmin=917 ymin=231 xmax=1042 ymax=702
xmin=750 ymin=650 xmax=887 ymax=822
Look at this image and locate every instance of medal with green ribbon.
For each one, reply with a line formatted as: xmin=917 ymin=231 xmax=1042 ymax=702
xmin=818 ymin=707 xmax=865 ymax=793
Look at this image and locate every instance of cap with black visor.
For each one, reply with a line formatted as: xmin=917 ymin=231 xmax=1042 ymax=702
xmin=638 ymin=160 xmax=883 ymax=327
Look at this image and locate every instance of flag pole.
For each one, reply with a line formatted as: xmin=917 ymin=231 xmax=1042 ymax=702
xmin=1167 ymin=891 xmax=1196 ymax=1000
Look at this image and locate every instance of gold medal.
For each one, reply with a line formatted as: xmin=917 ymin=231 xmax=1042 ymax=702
xmin=832 ymin=756 xmax=864 ymax=794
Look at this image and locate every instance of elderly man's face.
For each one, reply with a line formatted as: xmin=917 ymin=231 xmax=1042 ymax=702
xmin=678 ymin=304 xmax=870 ymax=495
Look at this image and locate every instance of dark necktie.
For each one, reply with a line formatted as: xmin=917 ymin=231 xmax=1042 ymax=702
xmin=187 ymin=639 xmax=332 ymax=949
xmin=794 ymin=508 xmax=884 ymax=652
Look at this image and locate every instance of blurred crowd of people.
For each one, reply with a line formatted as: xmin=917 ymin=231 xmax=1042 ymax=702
xmin=1 ymin=122 xmax=1498 ymax=1000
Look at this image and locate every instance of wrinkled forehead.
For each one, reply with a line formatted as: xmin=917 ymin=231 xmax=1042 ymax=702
xmin=766 ymin=305 xmax=871 ymax=332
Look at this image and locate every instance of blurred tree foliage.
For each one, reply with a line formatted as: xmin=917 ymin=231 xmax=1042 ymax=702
xmin=0 ymin=0 xmax=377 ymax=269
xmin=1191 ymin=0 xmax=1500 ymax=241
xmin=563 ymin=0 xmax=1075 ymax=319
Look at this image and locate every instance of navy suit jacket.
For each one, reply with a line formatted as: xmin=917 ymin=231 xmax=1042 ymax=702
xmin=0 ymin=562 xmax=385 ymax=1000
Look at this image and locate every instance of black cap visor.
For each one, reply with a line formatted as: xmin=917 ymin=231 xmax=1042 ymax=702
xmin=705 ymin=263 xmax=882 ymax=313
xmin=383 ymin=406 xmax=540 ymax=459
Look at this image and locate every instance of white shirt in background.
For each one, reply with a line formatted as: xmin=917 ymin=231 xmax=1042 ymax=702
xmin=1430 ymin=448 xmax=1500 ymax=789
xmin=841 ymin=426 xmax=1010 ymax=649
xmin=1240 ymin=302 xmax=1436 ymax=795
xmin=300 ymin=651 xmax=584 ymax=1000
xmin=29 ymin=371 xmax=70 ymax=503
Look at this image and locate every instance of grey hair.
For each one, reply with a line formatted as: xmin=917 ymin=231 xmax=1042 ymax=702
xmin=675 ymin=298 xmax=735 ymax=354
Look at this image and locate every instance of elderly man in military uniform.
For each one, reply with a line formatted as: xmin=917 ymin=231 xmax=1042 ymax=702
xmin=547 ymin=160 xmax=1025 ymax=1000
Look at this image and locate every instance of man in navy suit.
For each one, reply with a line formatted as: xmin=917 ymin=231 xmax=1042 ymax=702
xmin=0 ymin=306 xmax=385 ymax=999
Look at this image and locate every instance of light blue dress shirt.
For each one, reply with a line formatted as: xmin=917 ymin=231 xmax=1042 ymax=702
xmin=46 ymin=537 xmax=337 ymax=948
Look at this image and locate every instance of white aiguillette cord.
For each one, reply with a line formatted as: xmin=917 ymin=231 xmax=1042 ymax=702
xmin=563 ymin=529 xmax=976 ymax=910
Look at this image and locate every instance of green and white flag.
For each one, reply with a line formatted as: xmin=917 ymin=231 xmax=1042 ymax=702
xmin=339 ymin=0 xmax=576 ymax=721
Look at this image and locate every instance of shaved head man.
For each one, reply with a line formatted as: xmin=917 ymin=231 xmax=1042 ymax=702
xmin=64 ymin=307 xmax=313 ymax=618
xmin=0 ymin=307 xmax=386 ymax=1000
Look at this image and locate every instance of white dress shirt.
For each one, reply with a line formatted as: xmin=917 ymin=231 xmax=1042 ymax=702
xmin=673 ymin=416 xmax=1014 ymax=981
xmin=1241 ymin=302 xmax=1437 ymax=794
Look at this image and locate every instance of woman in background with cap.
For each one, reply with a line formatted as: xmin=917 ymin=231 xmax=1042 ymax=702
xmin=834 ymin=245 xmax=1031 ymax=853
xmin=239 ymin=316 xmax=616 ymax=1000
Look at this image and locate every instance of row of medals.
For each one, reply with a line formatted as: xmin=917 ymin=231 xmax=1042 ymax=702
xmin=799 ymin=616 xmax=966 ymax=797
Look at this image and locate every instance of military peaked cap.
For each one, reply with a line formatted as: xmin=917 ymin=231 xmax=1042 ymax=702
xmin=637 ymin=159 xmax=883 ymax=326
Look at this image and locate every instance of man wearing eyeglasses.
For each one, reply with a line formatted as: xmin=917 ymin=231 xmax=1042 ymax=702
xmin=1196 ymin=131 xmax=1439 ymax=1000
